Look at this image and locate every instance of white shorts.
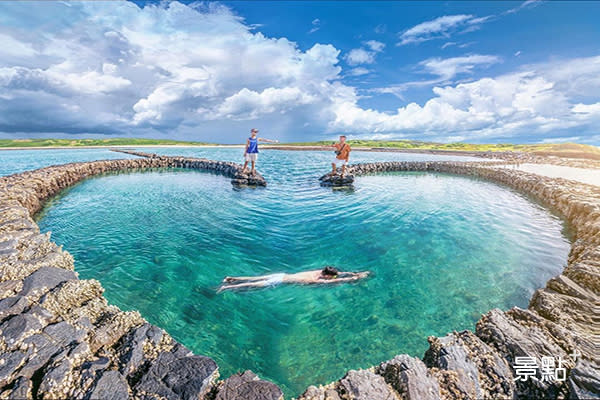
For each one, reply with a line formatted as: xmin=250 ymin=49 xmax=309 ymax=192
xmin=332 ymin=157 xmax=347 ymax=166
xmin=245 ymin=153 xmax=258 ymax=162
xmin=264 ymin=273 xmax=285 ymax=285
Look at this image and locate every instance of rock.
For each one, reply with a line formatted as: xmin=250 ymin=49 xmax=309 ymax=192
xmin=2 ymin=376 xmax=32 ymax=399
xmin=88 ymin=370 xmax=130 ymax=400
xmin=0 ymin=313 xmax=43 ymax=349
xmin=424 ymin=331 xmax=514 ymax=399
xmin=19 ymin=266 xmax=77 ymax=299
xmin=215 ymin=370 xmax=283 ymax=400
xmin=44 ymin=321 xmax=87 ymax=346
xmin=134 ymin=352 xmax=218 ymax=399
xmin=0 ymin=280 xmax=23 ymax=299
xmin=1 ymin=154 xmax=599 ymax=400
xmin=319 ymin=173 xmax=355 ymax=187
xmin=0 ymin=296 xmax=29 ymax=320
xmin=476 ymin=308 xmax=569 ymax=398
xmin=568 ymin=360 xmax=600 ymax=399
xmin=377 ymin=355 xmax=441 ymax=400
xmin=118 ymin=323 xmax=164 ymax=378
xmin=338 ymin=369 xmax=399 ymax=400
xmin=0 ymin=351 xmax=28 ymax=387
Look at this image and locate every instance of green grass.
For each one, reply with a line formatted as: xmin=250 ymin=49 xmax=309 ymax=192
xmin=275 ymin=140 xmax=600 ymax=155
xmin=0 ymin=138 xmax=213 ymax=148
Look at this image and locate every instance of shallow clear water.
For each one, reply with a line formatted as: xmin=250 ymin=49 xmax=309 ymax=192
xmin=35 ymin=149 xmax=570 ymax=397
xmin=0 ymin=148 xmax=138 ymax=176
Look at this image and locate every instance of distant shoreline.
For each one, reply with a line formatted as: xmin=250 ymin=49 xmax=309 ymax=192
xmin=2 ymin=143 xmax=599 ymax=168
xmin=0 ymin=144 xmax=237 ymax=151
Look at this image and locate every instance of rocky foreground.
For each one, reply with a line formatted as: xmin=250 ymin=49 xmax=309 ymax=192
xmin=0 ymin=157 xmax=598 ymax=399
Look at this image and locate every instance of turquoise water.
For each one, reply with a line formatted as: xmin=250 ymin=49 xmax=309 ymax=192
xmin=35 ymin=149 xmax=570 ymax=397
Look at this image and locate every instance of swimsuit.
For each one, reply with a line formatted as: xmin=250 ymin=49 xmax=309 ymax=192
xmin=264 ymin=273 xmax=285 ymax=285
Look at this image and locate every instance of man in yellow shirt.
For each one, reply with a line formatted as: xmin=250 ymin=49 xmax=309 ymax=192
xmin=330 ymin=135 xmax=351 ymax=177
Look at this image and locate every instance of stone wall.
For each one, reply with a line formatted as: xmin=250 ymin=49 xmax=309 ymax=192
xmin=300 ymin=161 xmax=599 ymax=400
xmin=0 ymin=157 xmax=277 ymax=400
xmin=0 ymin=156 xmax=598 ymax=399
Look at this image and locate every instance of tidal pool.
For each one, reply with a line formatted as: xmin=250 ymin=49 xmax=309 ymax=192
xmin=37 ymin=152 xmax=570 ymax=397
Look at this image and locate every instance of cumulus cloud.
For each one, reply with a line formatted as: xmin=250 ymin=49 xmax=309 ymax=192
xmin=345 ymin=48 xmax=375 ymax=66
xmin=0 ymin=1 xmax=344 ymax=140
xmin=344 ymin=40 xmax=385 ymax=67
xmin=398 ymin=14 xmax=489 ymax=46
xmin=0 ymin=1 xmax=598 ymax=144
xmin=330 ymin=56 xmax=600 ymax=143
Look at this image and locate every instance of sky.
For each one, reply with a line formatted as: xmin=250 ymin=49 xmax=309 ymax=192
xmin=0 ymin=0 xmax=599 ymax=144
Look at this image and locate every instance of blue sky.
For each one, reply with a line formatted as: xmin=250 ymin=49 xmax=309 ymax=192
xmin=0 ymin=1 xmax=599 ymax=144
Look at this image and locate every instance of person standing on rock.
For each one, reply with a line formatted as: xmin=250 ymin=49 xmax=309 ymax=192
xmin=242 ymin=128 xmax=278 ymax=175
xmin=330 ymin=135 xmax=351 ymax=177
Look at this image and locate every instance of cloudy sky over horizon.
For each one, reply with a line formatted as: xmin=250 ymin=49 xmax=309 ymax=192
xmin=0 ymin=0 xmax=599 ymax=144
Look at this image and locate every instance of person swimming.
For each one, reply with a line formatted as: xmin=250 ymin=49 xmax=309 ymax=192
xmin=217 ymin=266 xmax=369 ymax=292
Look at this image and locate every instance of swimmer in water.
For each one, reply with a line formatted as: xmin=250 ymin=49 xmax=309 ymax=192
xmin=217 ymin=266 xmax=369 ymax=292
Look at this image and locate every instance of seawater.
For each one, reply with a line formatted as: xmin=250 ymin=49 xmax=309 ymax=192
xmin=33 ymin=148 xmax=570 ymax=397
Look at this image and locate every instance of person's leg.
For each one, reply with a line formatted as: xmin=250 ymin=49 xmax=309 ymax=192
xmin=225 ymin=275 xmax=273 ymax=282
xmin=242 ymin=160 xmax=249 ymax=173
xmin=331 ymin=162 xmax=337 ymax=175
xmin=218 ymin=280 xmax=269 ymax=292
xmin=341 ymin=163 xmax=347 ymax=177
xmin=250 ymin=159 xmax=256 ymax=175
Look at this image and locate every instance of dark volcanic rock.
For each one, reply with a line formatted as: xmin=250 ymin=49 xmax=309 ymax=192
xmin=19 ymin=266 xmax=77 ymax=299
xmin=215 ymin=370 xmax=283 ymax=400
xmin=319 ymin=172 xmax=355 ymax=187
xmin=134 ymin=351 xmax=218 ymax=399
xmin=0 ymin=295 xmax=29 ymax=320
xmin=88 ymin=370 xmax=130 ymax=400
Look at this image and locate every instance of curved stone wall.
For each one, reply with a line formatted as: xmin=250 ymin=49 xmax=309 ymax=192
xmin=0 ymin=156 xmax=598 ymax=399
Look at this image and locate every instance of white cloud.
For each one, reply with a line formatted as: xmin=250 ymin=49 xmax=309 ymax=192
xmin=0 ymin=1 xmax=598 ymax=144
xmin=419 ymin=54 xmax=501 ymax=80
xmin=364 ymin=40 xmax=385 ymax=53
xmin=309 ymin=18 xmax=321 ymax=34
xmin=505 ymin=0 xmax=544 ymax=15
xmin=441 ymin=42 xmax=457 ymax=49
xmin=398 ymin=14 xmax=489 ymax=46
xmin=345 ymin=48 xmax=376 ymax=66
xmin=214 ymin=87 xmax=317 ymax=120
xmin=330 ymin=56 xmax=600 ymax=142
xmin=344 ymin=40 xmax=385 ymax=67
xmin=347 ymin=67 xmax=370 ymax=77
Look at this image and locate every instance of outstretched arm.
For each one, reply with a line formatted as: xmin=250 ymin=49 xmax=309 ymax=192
xmin=322 ymin=272 xmax=369 ymax=283
xmin=258 ymin=138 xmax=279 ymax=143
